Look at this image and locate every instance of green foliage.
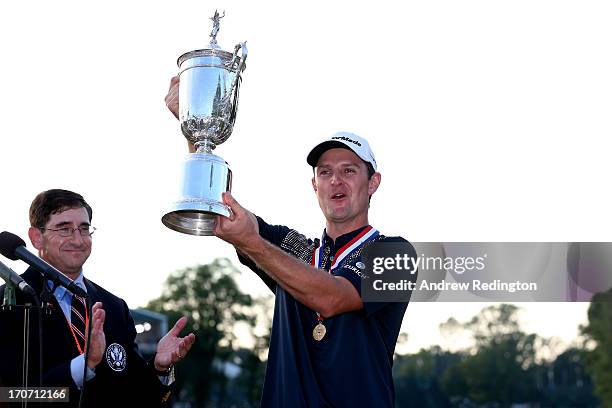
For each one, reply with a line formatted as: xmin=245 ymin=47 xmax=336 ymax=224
xmin=582 ymin=288 xmax=612 ymax=406
xmin=439 ymin=305 xmax=539 ymax=405
xmin=541 ymin=348 xmax=599 ymax=407
xmin=394 ymin=346 xmax=461 ymax=407
xmin=464 ymin=304 xmax=521 ymax=348
xmin=395 ymin=304 xmax=598 ymax=407
xmin=144 ymin=260 xmax=603 ymax=408
xmin=146 ymin=258 xmax=267 ymax=407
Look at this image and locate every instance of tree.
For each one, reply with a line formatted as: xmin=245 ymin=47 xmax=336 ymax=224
xmin=391 ymin=304 xmax=599 ymax=407
xmin=537 ymin=347 xmax=599 ymax=407
xmin=582 ymin=288 xmax=612 ymax=406
xmin=394 ymin=346 xmax=461 ymax=407
xmin=231 ymin=295 xmax=273 ymax=407
xmin=146 ymin=258 xmax=258 ymax=407
xmin=439 ymin=304 xmax=539 ymax=406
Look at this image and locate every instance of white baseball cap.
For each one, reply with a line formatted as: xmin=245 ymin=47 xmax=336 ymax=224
xmin=306 ymin=131 xmax=377 ymax=171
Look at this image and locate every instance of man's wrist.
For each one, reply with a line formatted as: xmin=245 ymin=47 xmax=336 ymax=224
xmin=153 ymin=354 xmax=174 ymax=373
xmin=86 ymin=359 xmax=98 ymax=371
xmin=154 ymin=363 xmax=173 ymax=375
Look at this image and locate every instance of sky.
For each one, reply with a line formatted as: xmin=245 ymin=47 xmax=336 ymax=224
xmin=1 ymin=0 xmax=610 ymax=354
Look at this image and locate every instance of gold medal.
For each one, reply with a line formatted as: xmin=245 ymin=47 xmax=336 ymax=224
xmin=313 ymin=322 xmax=327 ymax=341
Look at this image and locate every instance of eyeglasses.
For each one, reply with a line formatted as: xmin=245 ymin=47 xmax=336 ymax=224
xmin=40 ymin=226 xmax=97 ymax=237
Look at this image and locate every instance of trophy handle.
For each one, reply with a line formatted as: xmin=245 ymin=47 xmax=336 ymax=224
xmin=228 ymin=42 xmax=247 ymax=125
xmin=229 ymin=41 xmax=248 ymax=76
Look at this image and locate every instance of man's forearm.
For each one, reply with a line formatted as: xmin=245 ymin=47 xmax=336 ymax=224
xmin=238 ymin=236 xmax=361 ymax=317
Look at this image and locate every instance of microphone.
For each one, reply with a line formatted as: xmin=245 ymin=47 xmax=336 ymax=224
xmin=0 ymin=231 xmax=88 ymax=298
xmin=0 ymin=260 xmax=37 ymax=297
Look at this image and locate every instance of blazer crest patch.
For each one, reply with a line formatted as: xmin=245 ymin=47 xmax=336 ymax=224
xmin=106 ymin=343 xmax=127 ymax=372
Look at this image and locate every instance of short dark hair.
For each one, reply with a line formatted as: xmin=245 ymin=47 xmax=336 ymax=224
xmin=365 ymin=163 xmax=375 ymax=204
xmin=29 ymin=189 xmax=93 ymax=228
xmin=365 ymin=162 xmax=375 ymax=180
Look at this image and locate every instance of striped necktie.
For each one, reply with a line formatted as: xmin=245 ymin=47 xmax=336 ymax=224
xmin=70 ymin=293 xmax=88 ymax=350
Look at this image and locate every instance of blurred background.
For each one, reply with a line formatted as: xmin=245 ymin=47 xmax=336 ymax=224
xmin=133 ymin=258 xmax=610 ymax=407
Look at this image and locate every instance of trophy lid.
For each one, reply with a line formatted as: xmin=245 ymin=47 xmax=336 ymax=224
xmin=177 ymin=10 xmax=237 ymax=67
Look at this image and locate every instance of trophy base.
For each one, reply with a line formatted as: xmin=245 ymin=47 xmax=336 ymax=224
xmin=162 ymin=199 xmax=231 ymax=236
xmin=162 ymin=151 xmax=232 ymax=236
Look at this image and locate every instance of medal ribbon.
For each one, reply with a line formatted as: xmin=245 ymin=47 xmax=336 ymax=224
xmin=311 ymin=226 xmax=380 ymax=329
xmin=329 ymin=226 xmax=379 ymax=270
xmin=311 ymin=226 xmax=379 ymax=271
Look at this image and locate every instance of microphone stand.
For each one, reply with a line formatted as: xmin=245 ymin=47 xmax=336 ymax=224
xmin=23 ymin=297 xmax=43 ymax=408
xmin=1 ymin=281 xmax=42 ymax=408
xmin=21 ymin=302 xmax=30 ymax=408
xmin=38 ymin=280 xmax=57 ymax=390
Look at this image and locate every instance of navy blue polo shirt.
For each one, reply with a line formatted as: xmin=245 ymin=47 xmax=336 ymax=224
xmin=237 ymin=217 xmax=417 ymax=408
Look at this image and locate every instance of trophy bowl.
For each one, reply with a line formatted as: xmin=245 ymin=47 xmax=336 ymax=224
xmin=178 ymin=47 xmax=243 ymax=148
xmin=162 ymin=11 xmax=246 ymax=236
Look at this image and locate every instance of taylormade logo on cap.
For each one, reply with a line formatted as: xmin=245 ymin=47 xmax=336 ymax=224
xmin=331 ymin=135 xmax=362 ymax=147
xmin=306 ymin=131 xmax=377 ymax=171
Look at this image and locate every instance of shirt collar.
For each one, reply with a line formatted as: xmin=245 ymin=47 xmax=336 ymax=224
xmin=322 ymin=225 xmax=371 ymax=249
xmin=46 ymin=270 xmax=87 ymax=300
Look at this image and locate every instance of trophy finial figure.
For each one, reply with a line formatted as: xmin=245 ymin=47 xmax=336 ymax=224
xmin=209 ymin=10 xmax=226 ymax=47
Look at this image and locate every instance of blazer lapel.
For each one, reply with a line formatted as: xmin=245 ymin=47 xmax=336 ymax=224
xmin=83 ymin=278 xmax=100 ymax=304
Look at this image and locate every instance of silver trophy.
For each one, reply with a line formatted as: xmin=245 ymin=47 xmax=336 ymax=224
xmin=162 ymin=11 xmax=247 ymax=235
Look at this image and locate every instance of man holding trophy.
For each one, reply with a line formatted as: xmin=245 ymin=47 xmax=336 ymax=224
xmin=164 ymin=11 xmax=417 ymax=407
